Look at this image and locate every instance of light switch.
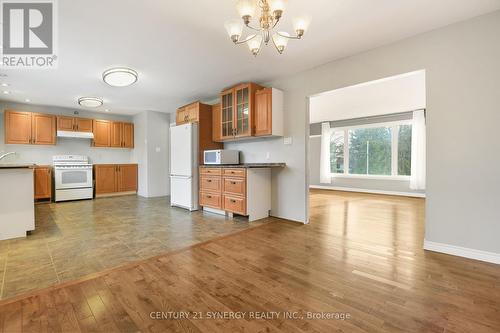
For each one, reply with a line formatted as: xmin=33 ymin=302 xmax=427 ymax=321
xmin=284 ymin=137 xmax=292 ymax=145
xmin=155 ymin=147 xmax=161 ymax=152
xmin=266 ymin=152 xmax=270 ymax=160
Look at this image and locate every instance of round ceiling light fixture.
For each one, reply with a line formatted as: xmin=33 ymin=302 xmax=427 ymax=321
xmin=78 ymin=97 xmax=103 ymax=108
xmin=102 ymin=67 xmax=138 ymax=87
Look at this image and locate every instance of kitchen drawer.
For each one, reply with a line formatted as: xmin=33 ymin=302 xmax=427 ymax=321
xmin=200 ymin=176 xmax=221 ymax=192
xmin=223 ymin=177 xmax=246 ymax=196
xmin=200 ymin=167 xmax=222 ymax=176
xmin=200 ymin=191 xmax=222 ymax=209
xmin=223 ymin=195 xmax=246 ymax=215
xmin=223 ymin=168 xmax=246 ymax=178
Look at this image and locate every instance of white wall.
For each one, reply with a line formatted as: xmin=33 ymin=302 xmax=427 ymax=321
xmin=0 ymin=102 xmax=133 ymax=165
xmin=228 ymin=10 xmax=500 ymax=256
xmin=132 ymin=110 xmax=170 ymax=198
xmin=310 ymin=70 xmax=426 ymax=123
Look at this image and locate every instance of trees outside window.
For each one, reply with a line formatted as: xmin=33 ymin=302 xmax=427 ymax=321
xmin=330 ymin=122 xmax=412 ymax=177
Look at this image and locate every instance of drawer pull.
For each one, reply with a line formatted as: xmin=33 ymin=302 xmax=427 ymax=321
xmin=231 ymin=181 xmax=236 ymax=185
xmin=230 ymin=199 xmax=236 ymax=203
xmin=230 ymin=171 xmax=235 ymax=174
xmin=206 ymin=195 xmax=212 ymax=199
xmin=207 ymin=180 xmax=212 ymax=183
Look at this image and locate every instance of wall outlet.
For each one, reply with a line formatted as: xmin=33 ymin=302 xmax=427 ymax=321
xmin=284 ymin=137 xmax=293 ymax=145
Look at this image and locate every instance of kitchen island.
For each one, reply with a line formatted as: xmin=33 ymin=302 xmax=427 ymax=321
xmin=199 ymin=163 xmax=285 ymax=221
xmin=0 ymin=164 xmax=36 ymax=240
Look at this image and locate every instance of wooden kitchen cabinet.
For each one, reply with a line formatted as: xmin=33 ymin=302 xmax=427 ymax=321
xmin=4 ymin=111 xmax=32 ymax=144
xmin=92 ymin=119 xmax=111 ymax=147
xmin=122 ymin=122 xmax=134 ymax=148
xmin=175 ymin=102 xmax=205 ymax=125
xmin=34 ymin=166 xmax=52 ymax=201
xmin=215 ymin=83 xmax=263 ymax=141
xmin=4 ymin=110 xmax=56 ymax=145
xmin=57 ymin=116 xmax=93 ymax=132
xmin=117 ymin=164 xmax=138 ymax=192
xmin=94 ymin=164 xmax=138 ymax=197
xmin=212 ymin=103 xmax=222 ymax=142
xmin=254 ymin=87 xmax=284 ymax=137
xmin=32 ymin=113 xmax=57 ymax=145
xmin=110 ymin=122 xmax=123 ymax=147
xmin=110 ymin=122 xmax=134 ymax=148
xmin=199 ymin=166 xmax=272 ymax=221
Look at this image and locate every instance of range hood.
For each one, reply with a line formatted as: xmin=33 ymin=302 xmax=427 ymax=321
xmin=57 ymin=131 xmax=94 ymax=139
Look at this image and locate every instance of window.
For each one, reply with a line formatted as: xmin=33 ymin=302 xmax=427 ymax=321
xmin=330 ymin=131 xmax=344 ymax=174
xmin=330 ymin=121 xmax=412 ymax=178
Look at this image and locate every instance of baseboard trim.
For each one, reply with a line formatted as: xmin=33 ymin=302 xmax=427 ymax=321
xmin=309 ymin=185 xmax=426 ymax=198
xmin=423 ymin=240 xmax=500 ymax=265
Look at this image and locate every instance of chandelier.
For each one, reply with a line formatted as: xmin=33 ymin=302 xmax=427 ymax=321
xmin=224 ymin=0 xmax=311 ymax=56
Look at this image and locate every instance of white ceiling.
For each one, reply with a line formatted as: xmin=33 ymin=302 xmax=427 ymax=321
xmin=310 ymin=70 xmax=426 ymax=123
xmin=1 ymin=0 xmax=499 ymax=115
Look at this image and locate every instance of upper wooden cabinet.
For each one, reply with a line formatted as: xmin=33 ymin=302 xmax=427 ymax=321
xmin=92 ymin=119 xmax=111 ymax=147
xmin=122 ymin=122 xmax=134 ymax=148
xmin=254 ymin=87 xmax=284 ymax=137
xmin=212 ymin=103 xmax=222 ymax=142
xmin=4 ymin=110 xmax=56 ymax=145
xmin=216 ymin=83 xmax=263 ymax=141
xmin=213 ymin=84 xmax=283 ymax=142
xmin=175 ymin=102 xmax=208 ymax=125
xmin=57 ymin=116 xmax=93 ymax=132
xmin=93 ymin=120 xmax=134 ymax=148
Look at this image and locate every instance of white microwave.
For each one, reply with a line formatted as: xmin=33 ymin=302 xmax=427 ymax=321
xmin=204 ymin=150 xmax=240 ymax=165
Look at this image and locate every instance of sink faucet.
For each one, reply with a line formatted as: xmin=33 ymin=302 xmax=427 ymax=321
xmin=0 ymin=152 xmax=16 ymax=161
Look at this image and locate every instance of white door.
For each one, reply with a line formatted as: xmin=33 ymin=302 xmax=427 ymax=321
xmin=170 ymin=176 xmax=193 ymax=210
xmin=170 ymin=124 xmax=193 ymax=177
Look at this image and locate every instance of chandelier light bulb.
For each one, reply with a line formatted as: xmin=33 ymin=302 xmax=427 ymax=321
xmin=293 ymin=16 xmax=311 ymax=37
xmin=225 ymin=19 xmax=244 ymax=42
xmin=269 ymin=0 xmax=287 ymax=13
xmin=247 ymin=34 xmax=263 ymax=56
xmin=236 ymin=0 xmax=256 ymax=21
xmin=273 ymin=32 xmax=290 ymax=53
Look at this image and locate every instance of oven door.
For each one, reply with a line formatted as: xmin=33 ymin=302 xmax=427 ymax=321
xmin=55 ymin=166 xmax=93 ymax=189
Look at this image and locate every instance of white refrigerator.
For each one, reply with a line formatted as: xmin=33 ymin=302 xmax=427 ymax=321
xmin=170 ymin=123 xmax=199 ymax=211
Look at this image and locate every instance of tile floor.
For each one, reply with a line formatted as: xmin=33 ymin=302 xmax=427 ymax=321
xmin=0 ymin=195 xmax=268 ymax=300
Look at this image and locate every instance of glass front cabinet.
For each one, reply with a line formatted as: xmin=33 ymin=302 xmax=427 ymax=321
xmin=217 ymin=83 xmax=263 ymax=141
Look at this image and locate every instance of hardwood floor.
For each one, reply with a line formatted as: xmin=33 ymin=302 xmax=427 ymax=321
xmin=0 ymin=196 xmax=267 ymax=300
xmin=1 ymin=190 xmax=500 ymax=332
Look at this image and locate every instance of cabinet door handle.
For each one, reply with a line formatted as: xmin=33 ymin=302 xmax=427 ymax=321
xmin=207 ymin=180 xmax=212 ymax=183
xmin=230 ymin=199 xmax=237 ymax=203
xmin=207 ymin=195 xmax=212 ymax=199
xmin=231 ymin=181 xmax=236 ymax=185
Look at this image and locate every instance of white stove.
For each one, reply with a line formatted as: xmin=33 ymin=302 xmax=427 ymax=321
xmin=53 ymin=155 xmax=93 ymax=202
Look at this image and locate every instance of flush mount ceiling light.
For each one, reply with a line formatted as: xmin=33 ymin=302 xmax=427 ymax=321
xmin=102 ymin=67 xmax=138 ymax=87
xmin=225 ymin=0 xmax=311 ymax=56
xmin=78 ymin=97 xmax=103 ymax=108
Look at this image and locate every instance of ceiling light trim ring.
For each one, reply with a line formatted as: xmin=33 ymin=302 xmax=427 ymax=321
xmin=102 ymin=67 xmax=138 ymax=87
xmin=78 ymin=97 xmax=103 ymax=108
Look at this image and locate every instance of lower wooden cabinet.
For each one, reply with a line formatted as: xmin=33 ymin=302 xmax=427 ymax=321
xmin=199 ymin=166 xmax=272 ymax=221
xmin=34 ymin=166 xmax=52 ymax=201
xmin=94 ymin=164 xmax=138 ymax=197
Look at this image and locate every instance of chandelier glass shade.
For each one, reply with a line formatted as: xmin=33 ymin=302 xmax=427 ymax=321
xmin=225 ymin=0 xmax=310 ymax=56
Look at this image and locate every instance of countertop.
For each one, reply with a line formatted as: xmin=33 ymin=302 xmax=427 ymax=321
xmin=0 ymin=164 xmax=36 ymax=169
xmin=200 ymin=163 xmax=286 ymax=168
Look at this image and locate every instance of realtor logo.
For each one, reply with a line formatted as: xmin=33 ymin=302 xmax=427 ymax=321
xmin=1 ymin=0 xmax=57 ymax=68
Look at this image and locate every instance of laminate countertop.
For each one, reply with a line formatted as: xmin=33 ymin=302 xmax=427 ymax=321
xmin=200 ymin=163 xmax=286 ymax=168
xmin=0 ymin=164 xmax=36 ymax=169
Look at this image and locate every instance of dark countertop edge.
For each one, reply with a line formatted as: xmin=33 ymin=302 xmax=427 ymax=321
xmin=200 ymin=163 xmax=286 ymax=168
xmin=0 ymin=164 xmax=37 ymax=169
